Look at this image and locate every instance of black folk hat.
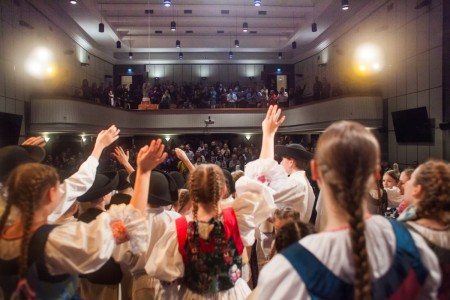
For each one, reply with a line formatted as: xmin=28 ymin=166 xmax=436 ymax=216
xmin=0 ymin=145 xmax=46 ymax=182
xmin=77 ymin=171 xmax=119 ymax=202
xmin=130 ymin=169 xmax=178 ymax=206
xmin=169 ymin=171 xmax=185 ymax=190
xmin=275 ymin=143 xmax=313 ymax=162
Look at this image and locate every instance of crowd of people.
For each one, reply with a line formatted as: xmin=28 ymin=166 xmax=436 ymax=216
xmin=0 ymin=105 xmax=448 ymax=300
xmin=75 ymin=76 xmax=354 ymax=110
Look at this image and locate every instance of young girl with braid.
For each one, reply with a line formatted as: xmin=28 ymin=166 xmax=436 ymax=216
xmin=146 ymin=163 xmax=275 ymax=299
xmin=252 ymin=106 xmax=441 ymax=299
xmin=0 ymin=139 xmax=167 ymax=299
xmin=404 ymin=160 xmax=450 ymax=299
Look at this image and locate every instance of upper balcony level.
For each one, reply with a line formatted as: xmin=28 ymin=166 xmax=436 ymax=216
xmin=29 ymin=95 xmax=383 ymax=137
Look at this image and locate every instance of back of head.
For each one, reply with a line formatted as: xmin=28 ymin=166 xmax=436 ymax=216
xmin=315 ymin=120 xmax=379 ymax=300
xmin=0 ymin=163 xmax=58 ymax=278
xmin=414 ymin=160 xmax=450 ymax=224
xmin=275 ymin=221 xmax=315 ymax=253
xmin=187 ymin=164 xmax=225 ymax=218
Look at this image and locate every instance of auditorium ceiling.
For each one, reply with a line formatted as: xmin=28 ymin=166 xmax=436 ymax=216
xmin=34 ymin=0 xmax=372 ymax=64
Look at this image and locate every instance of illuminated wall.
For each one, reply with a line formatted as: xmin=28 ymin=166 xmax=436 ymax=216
xmin=0 ymin=0 xmax=113 ymax=140
xmin=294 ymin=0 xmax=444 ymax=165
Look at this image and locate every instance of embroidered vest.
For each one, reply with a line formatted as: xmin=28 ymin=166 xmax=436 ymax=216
xmin=0 ymin=224 xmax=78 ymax=299
xmin=281 ymin=219 xmax=429 ymax=300
xmin=175 ymin=207 xmax=244 ymax=294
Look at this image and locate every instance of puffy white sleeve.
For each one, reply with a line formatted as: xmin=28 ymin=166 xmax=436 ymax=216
xmin=47 ymin=156 xmax=99 ymax=223
xmin=243 ymin=158 xmax=288 ymax=192
xmin=45 ymin=204 xmax=148 ymax=276
xmin=145 ymin=223 xmax=185 ymax=282
xmin=385 ymin=187 xmax=403 ymax=208
xmin=234 ymin=176 xmax=276 ymax=246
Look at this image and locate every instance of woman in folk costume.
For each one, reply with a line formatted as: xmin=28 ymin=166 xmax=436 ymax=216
xmin=146 ymin=162 xmax=275 ymax=299
xmin=0 ymin=139 xmax=167 ymax=299
xmin=403 ymin=160 xmax=450 ymax=299
xmin=252 ymin=107 xmax=441 ymax=299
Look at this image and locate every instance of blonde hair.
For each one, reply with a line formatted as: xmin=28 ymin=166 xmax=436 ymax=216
xmin=187 ymin=164 xmax=225 ymax=220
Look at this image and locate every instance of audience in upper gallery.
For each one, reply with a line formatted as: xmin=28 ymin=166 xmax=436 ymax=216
xmin=67 ymin=75 xmax=360 ymax=110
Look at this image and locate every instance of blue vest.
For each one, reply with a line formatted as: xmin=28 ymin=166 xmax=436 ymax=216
xmin=281 ymin=219 xmax=429 ymax=300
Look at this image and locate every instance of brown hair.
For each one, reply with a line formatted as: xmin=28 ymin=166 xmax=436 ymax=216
xmin=400 ymin=168 xmax=414 ymax=180
xmin=187 ymin=164 xmax=225 ymax=220
xmin=315 ymin=121 xmax=379 ymax=300
xmin=383 ymin=169 xmax=400 ymax=183
xmin=231 ymin=170 xmax=245 ymax=183
xmin=176 ymin=189 xmax=191 ymax=214
xmin=414 ymin=160 xmax=450 ymax=225
xmin=273 ymin=207 xmax=301 ymax=222
xmin=0 ymin=163 xmax=59 ymax=278
xmin=275 ymin=221 xmax=315 ymax=252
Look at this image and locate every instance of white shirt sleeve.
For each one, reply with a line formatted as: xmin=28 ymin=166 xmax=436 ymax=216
xmin=234 ymin=176 xmax=276 ymax=246
xmin=45 ymin=213 xmax=116 ymax=275
xmin=47 ymin=156 xmax=99 ymax=223
xmin=384 ymin=186 xmax=403 ymax=208
xmin=145 ymin=223 xmax=185 ymax=282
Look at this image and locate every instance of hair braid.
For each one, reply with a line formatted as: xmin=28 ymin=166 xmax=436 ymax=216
xmin=5 ymin=163 xmax=59 ymax=278
xmin=316 ymin=121 xmax=378 ymax=300
xmin=0 ymin=197 xmax=13 ymax=233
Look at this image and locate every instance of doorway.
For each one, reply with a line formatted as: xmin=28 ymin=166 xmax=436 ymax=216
xmin=277 ymin=75 xmax=287 ymax=91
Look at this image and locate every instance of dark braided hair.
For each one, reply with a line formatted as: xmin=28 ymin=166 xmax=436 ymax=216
xmin=187 ymin=164 xmax=225 ymax=220
xmin=274 ymin=221 xmax=316 ymax=253
xmin=2 ymin=163 xmax=59 ymax=278
xmin=414 ymin=160 xmax=450 ymax=225
xmin=315 ymin=121 xmax=379 ymax=300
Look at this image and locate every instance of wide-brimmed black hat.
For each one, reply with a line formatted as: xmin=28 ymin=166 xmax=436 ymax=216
xmin=77 ymin=171 xmax=119 ymax=202
xmin=0 ymin=145 xmax=46 ymax=182
xmin=275 ymin=144 xmax=313 ymax=162
xmin=222 ymin=169 xmax=236 ymax=195
xmin=116 ymin=169 xmax=131 ymax=191
xmin=130 ymin=170 xmax=178 ymax=206
xmin=169 ymin=171 xmax=185 ymax=190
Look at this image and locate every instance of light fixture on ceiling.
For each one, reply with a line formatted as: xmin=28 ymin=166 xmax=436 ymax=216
xmin=164 ymin=0 xmax=171 ymax=7
xmin=129 ymin=52 xmax=133 ymax=59
xmin=254 ymin=0 xmax=261 ymax=6
xmin=69 ymin=0 xmax=77 ymax=4
xmin=278 ymin=52 xmax=282 ymax=59
xmin=311 ymin=22 xmax=317 ymax=32
xmin=235 ymin=39 xmax=239 ymax=47
xmin=176 ymin=40 xmax=180 ymax=48
xmin=229 ymin=51 xmax=233 ymax=59
xmin=98 ymin=1 xmax=104 ymax=32
xmin=292 ymin=41 xmax=297 ymax=49
xmin=116 ymin=41 xmax=121 ymax=48
xmin=243 ymin=22 xmax=248 ymax=32
xmin=170 ymin=20 xmax=176 ymax=31
xmin=342 ymin=0 xmax=349 ymax=10
xmin=179 ymin=52 xmax=183 ymax=59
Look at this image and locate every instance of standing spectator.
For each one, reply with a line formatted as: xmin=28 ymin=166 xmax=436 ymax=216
xmin=313 ymin=76 xmax=323 ymax=100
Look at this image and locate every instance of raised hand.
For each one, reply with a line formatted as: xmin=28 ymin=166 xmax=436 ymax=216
xmin=262 ymin=105 xmax=285 ymax=137
xmin=175 ymin=147 xmax=195 ymax=172
xmin=91 ymin=125 xmax=120 ymax=160
xmin=137 ymin=139 xmax=167 ymax=174
xmin=96 ymin=125 xmax=120 ymax=149
xmin=21 ymin=136 xmax=46 ymax=147
xmin=114 ymin=146 xmax=135 ymax=174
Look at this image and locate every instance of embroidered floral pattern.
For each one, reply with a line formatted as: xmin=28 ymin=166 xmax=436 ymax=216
xmin=110 ymin=220 xmax=130 ymax=244
xmin=182 ymin=218 xmax=242 ymax=294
